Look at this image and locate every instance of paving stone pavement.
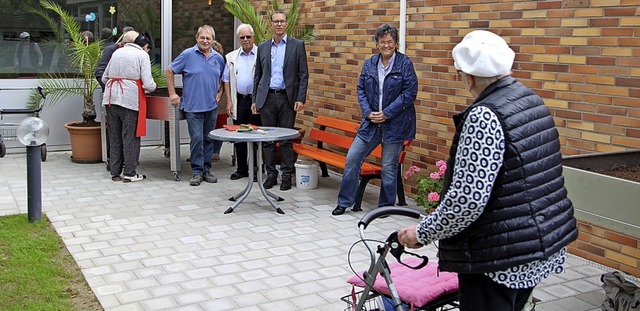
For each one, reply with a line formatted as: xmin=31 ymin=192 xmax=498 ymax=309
xmin=1 ymin=144 xmax=637 ymax=311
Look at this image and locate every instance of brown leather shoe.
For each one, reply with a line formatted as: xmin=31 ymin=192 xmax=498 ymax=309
xmin=280 ymin=176 xmax=292 ymax=191
xmin=263 ymin=176 xmax=277 ymax=189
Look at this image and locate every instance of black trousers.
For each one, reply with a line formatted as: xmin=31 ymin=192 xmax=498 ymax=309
xmin=106 ymin=105 xmax=141 ymax=177
xmin=458 ymin=273 xmax=534 ymax=311
xmin=233 ymin=94 xmax=261 ymax=174
xmin=259 ymin=92 xmax=295 ymax=178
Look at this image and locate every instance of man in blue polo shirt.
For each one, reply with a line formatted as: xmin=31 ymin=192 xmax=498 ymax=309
xmin=166 ymin=25 xmax=225 ymax=186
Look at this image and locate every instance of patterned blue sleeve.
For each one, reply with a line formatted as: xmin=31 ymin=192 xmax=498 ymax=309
xmin=416 ymin=106 xmax=505 ymax=245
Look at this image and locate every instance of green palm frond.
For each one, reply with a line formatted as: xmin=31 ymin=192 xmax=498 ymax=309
xmin=122 ymin=4 xmax=160 ymax=41
xmin=223 ymin=0 xmax=270 ymax=43
xmin=25 ymin=5 xmax=63 ymax=43
xmin=151 ymin=63 xmax=166 ymax=88
xmin=26 ymin=0 xmax=102 ymax=123
xmin=223 ymin=0 xmax=314 ymax=44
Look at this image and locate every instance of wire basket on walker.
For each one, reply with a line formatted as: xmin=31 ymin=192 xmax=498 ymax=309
xmin=342 ymin=207 xmax=459 ymax=311
xmin=0 ymin=87 xmax=48 ymax=161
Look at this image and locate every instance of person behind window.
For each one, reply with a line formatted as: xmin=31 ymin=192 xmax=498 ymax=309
xmin=14 ymin=32 xmax=43 ymax=74
xmin=82 ymin=31 xmax=94 ymax=45
xmin=49 ymin=34 xmax=72 ymax=72
xmin=100 ymin=27 xmax=115 ymax=47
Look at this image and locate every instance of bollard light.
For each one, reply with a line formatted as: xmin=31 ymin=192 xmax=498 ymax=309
xmin=17 ymin=117 xmax=49 ymax=222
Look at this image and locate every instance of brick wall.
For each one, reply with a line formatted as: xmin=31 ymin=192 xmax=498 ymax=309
xmin=571 ymin=220 xmax=640 ymax=277
xmin=297 ymin=0 xmax=640 ymax=272
xmin=298 ymin=0 xmax=640 ymax=169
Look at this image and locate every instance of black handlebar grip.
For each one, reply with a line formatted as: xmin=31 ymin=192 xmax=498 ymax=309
xmin=37 ymin=86 xmax=46 ymax=99
xmin=358 ymin=207 xmax=422 ymax=230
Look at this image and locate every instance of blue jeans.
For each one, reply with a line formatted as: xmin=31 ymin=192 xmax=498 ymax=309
xmin=337 ymin=127 xmax=403 ymax=208
xmin=184 ymin=108 xmax=216 ymax=176
xmin=212 ymin=139 xmax=223 ymax=155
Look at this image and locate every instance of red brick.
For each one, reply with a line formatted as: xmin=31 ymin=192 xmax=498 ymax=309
xmin=572 ymin=47 xmax=600 ymax=55
xmin=588 ymin=38 xmax=619 ymax=46
xmin=603 ymin=28 xmax=635 ymax=36
xmin=604 ymin=7 xmax=636 ymax=16
xmin=589 ymin=18 xmax=619 ymax=27
xmin=536 ymin=19 xmax=562 ymax=27
xmin=538 ymin=1 xmax=562 ymax=9
xmin=616 ymin=77 xmax=640 ymax=88
xmin=535 ymin=38 xmax=560 ymax=45
xmin=512 ymin=20 xmax=534 ymax=28
xmin=452 ymin=5 xmax=470 ymax=13
xmin=629 ymin=129 xmax=640 ymax=138
xmin=584 ymin=113 xmax=613 ymax=123
xmin=556 ymin=110 xmax=583 ymax=120
xmin=611 ymin=97 xmax=640 ymax=108
xmin=575 ymin=241 xmax=606 ymax=257
xmin=587 ymin=57 xmax=616 ymax=66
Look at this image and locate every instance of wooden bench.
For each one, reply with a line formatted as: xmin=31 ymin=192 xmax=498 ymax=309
xmin=293 ymin=115 xmax=410 ymax=211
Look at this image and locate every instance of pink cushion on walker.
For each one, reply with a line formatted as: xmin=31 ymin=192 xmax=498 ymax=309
xmin=347 ymin=259 xmax=458 ymax=307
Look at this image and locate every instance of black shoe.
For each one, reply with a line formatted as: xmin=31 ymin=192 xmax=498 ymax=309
xmin=332 ymin=206 xmax=347 ymax=216
xmin=263 ymin=176 xmax=278 ymax=189
xmin=280 ymin=177 xmax=292 ymax=191
xmin=253 ymin=174 xmax=258 ymax=182
xmin=230 ymin=172 xmax=249 ymax=180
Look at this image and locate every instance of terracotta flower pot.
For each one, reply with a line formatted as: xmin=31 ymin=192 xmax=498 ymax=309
xmin=64 ymin=122 xmax=102 ymax=163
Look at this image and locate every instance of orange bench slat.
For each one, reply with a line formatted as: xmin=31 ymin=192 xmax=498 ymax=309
xmin=309 ymin=128 xmax=353 ymax=150
xmin=293 ymin=144 xmax=382 ymax=175
xmin=316 ymin=115 xmax=360 ymax=134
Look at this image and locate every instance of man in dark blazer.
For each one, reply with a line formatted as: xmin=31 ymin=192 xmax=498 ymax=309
xmin=252 ymin=9 xmax=309 ymax=191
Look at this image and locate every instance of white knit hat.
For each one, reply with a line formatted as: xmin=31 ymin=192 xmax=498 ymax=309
xmin=453 ymin=30 xmax=515 ymax=77
xmin=19 ymin=32 xmax=30 ymax=39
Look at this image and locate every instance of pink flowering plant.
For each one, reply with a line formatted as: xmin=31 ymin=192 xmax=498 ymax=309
xmin=404 ymin=160 xmax=447 ymax=213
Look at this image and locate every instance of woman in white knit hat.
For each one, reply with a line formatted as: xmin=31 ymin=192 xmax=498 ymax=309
xmin=397 ymin=30 xmax=578 ymax=311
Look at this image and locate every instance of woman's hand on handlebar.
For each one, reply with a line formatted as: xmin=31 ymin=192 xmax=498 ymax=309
xmin=398 ymin=225 xmax=423 ymax=249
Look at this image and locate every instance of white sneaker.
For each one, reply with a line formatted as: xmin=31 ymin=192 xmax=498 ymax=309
xmin=123 ymin=174 xmax=146 ymax=183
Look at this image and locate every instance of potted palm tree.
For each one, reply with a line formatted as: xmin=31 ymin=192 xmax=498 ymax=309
xmin=28 ymin=0 xmax=102 ymax=163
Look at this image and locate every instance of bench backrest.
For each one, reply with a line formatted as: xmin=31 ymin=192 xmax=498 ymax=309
xmin=310 ymin=115 xmax=411 ymax=160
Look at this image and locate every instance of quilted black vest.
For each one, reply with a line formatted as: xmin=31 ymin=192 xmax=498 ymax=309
xmin=438 ymin=76 xmax=578 ymax=273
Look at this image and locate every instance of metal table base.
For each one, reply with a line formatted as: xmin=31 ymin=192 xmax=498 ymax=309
xmin=209 ymin=127 xmax=300 ymax=214
xmin=226 ymin=143 xmax=284 ymax=214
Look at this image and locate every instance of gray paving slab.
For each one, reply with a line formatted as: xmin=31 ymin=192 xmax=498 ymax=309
xmin=0 ymin=144 xmax=636 ymax=310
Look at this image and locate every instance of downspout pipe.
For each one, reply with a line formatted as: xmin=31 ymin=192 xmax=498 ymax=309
xmin=400 ymin=0 xmax=406 ymax=54
xmin=161 ymin=0 xmax=172 ymax=70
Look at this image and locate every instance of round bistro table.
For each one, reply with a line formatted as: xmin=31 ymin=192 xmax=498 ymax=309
xmin=208 ymin=127 xmax=300 ymax=214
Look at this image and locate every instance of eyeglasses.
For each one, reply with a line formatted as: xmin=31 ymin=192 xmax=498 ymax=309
xmin=272 ymin=20 xmax=287 ymax=25
xmin=377 ymin=40 xmax=395 ymax=47
xmin=239 ymin=35 xmax=253 ymax=40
